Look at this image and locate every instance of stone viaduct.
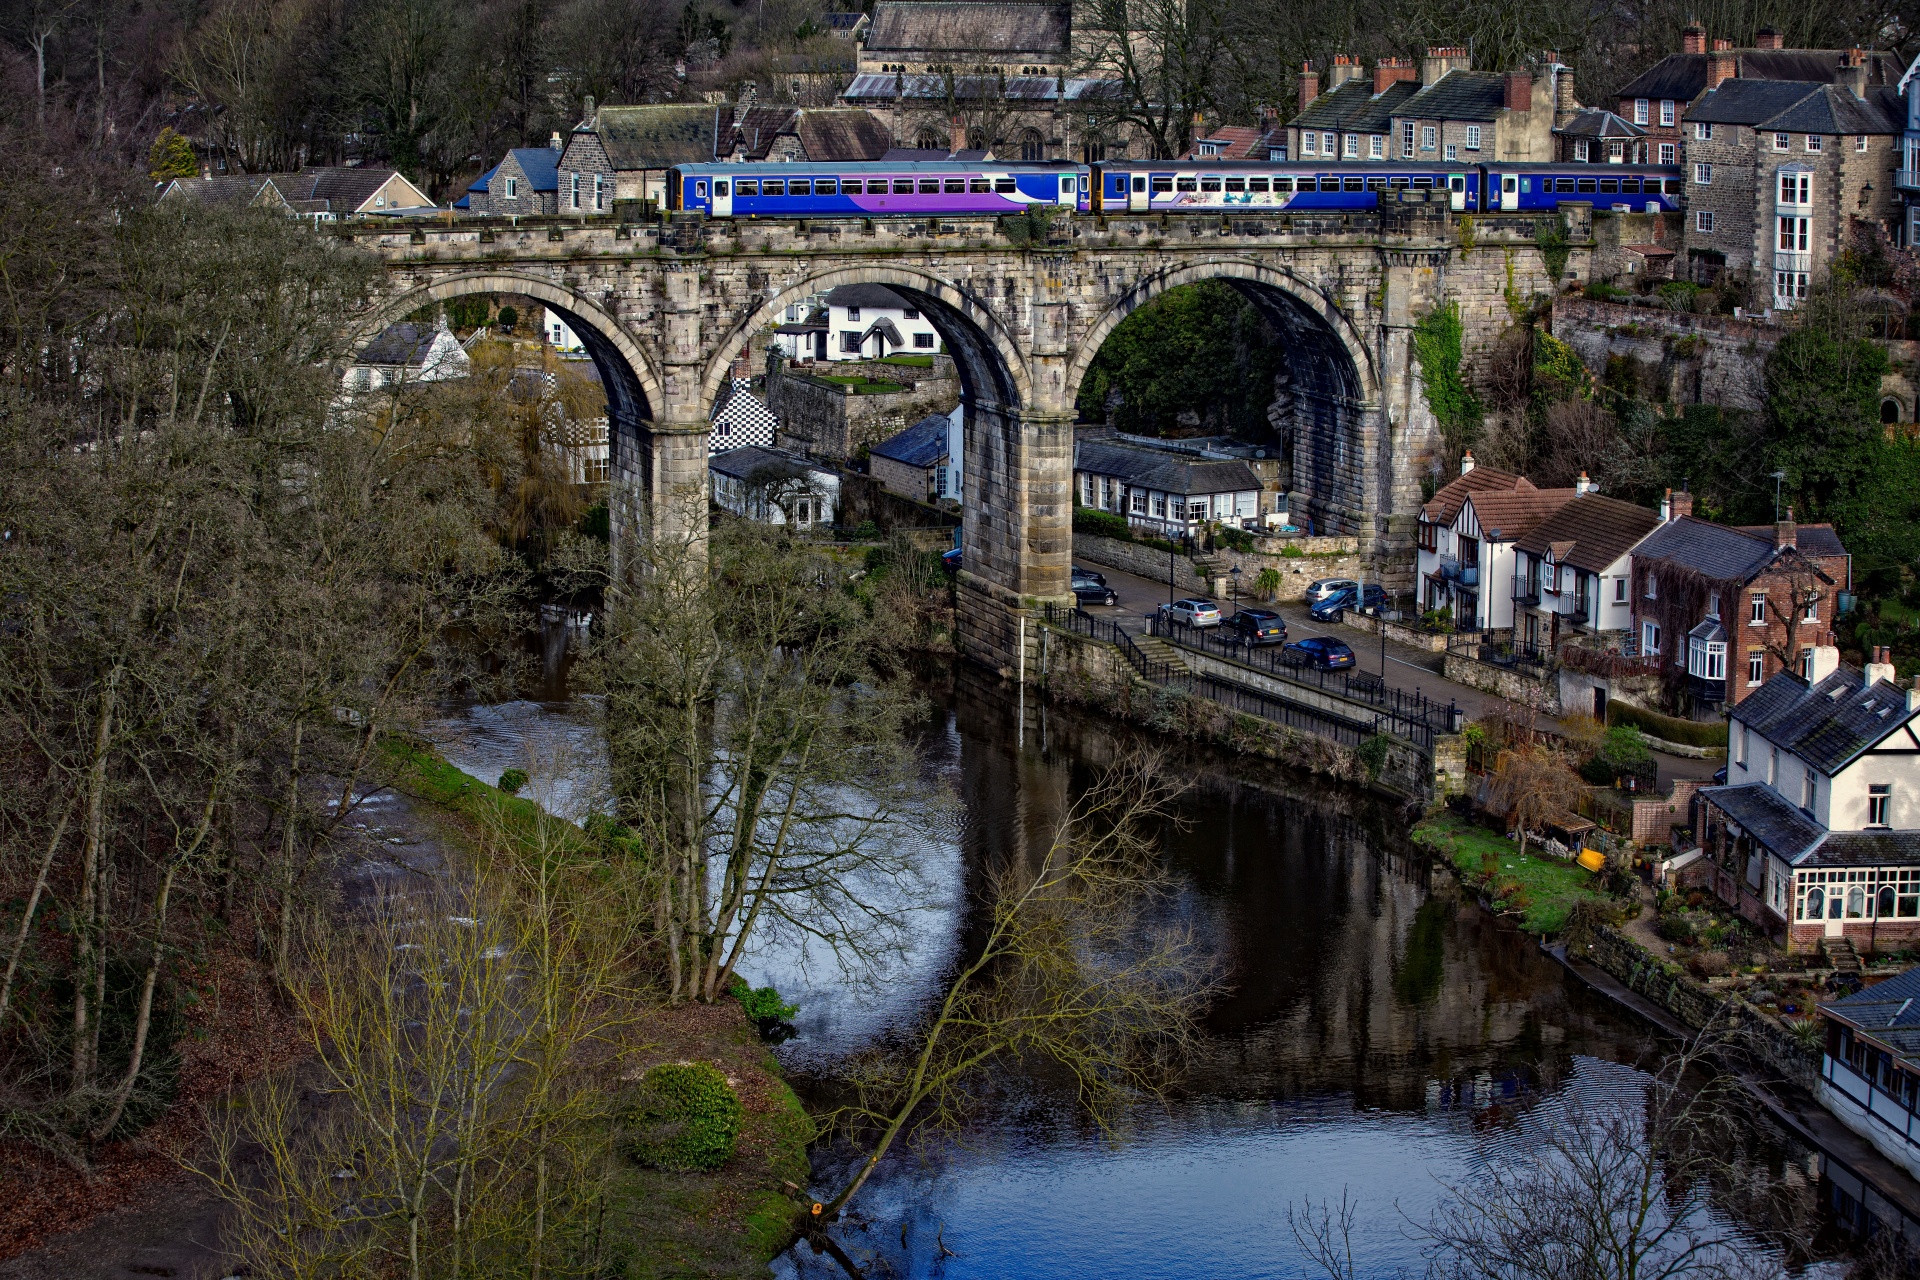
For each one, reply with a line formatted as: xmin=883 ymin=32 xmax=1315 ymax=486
xmin=340 ymin=198 xmax=1592 ymax=673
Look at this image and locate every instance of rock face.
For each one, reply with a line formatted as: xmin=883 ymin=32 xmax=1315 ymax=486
xmin=341 ymin=198 xmax=1590 ymax=672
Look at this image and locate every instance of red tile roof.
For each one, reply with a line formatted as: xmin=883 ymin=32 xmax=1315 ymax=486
xmin=1420 ymin=465 xmax=1534 ymax=525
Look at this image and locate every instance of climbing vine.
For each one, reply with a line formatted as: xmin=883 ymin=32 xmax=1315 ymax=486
xmin=1412 ymin=302 xmax=1483 ymax=458
xmin=1534 ymin=213 xmax=1572 ymax=283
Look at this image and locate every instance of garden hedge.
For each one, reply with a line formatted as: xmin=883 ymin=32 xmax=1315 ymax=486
xmin=626 ymin=1062 xmax=744 ymax=1172
xmin=1605 ymin=701 xmax=1726 ymax=749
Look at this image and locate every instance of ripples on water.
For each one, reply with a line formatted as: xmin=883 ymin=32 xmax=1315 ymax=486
xmin=435 ymin=670 xmax=1831 ymax=1279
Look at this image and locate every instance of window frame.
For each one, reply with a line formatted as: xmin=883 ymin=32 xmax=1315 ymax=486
xmin=1464 ymin=125 xmax=1481 ymax=151
xmin=1806 ymin=134 xmax=1823 ymax=153
xmin=1870 ymin=783 xmax=1892 ymax=828
xmin=1660 ymin=99 xmax=1676 ymax=126
xmin=1748 ymin=649 xmax=1764 ymax=685
xmin=1659 ymin=142 xmax=1676 ymax=164
xmin=1693 ymin=162 xmax=1712 ymax=185
xmin=1696 ymin=209 xmax=1716 ymax=233
xmin=1633 ymin=98 xmax=1650 ymax=125
xmin=1774 ymin=132 xmax=1791 ymax=151
xmin=1694 ymin=122 xmax=1713 ymax=140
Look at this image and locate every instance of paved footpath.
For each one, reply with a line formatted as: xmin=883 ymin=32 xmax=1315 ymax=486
xmin=1074 ymin=558 xmax=1717 ymax=788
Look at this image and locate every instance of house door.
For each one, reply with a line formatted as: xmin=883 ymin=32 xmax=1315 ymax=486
xmin=1593 ymin=687 xmax=1608 ymax=721
xmin=711 ymin=178 xmax=732 ymax=217
xmin=1825 ymin=888 xmax=1845 ymax=938
xmin=1129 ymin=174 xmax=1148 ymax=213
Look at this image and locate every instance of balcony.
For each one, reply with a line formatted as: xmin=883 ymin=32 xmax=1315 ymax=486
xmin=1440 ymin=556 xmax=1478 ymax=586
xmin=1896 ymin=170 xmax=1920 ymax=193
xmin=1512 ymin=575 xmax=1540 ymax=606
xmin=1688 ymin=673 xmax=1727 ymax=706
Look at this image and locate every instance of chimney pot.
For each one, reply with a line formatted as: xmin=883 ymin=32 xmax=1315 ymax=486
xmin=1682 ymin=24 xmax=1707 ymax=55
xmin=1373 ymin=58 xmax=1416 ymax=95
xmin=1712 ymin=38 xmax=1732 ymax=51
xmin=1776 ymin=507 xmax=1797 ymax=550
xmin=1866 ymin=648 xmax=1897 ymax=687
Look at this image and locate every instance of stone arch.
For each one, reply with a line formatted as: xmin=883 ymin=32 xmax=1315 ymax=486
xmin=1063 ymin=259 xmax=1384 ymax=536
xmin=698 ymin=264 xmax=1030 ymax=419
xmin=353 ymin=270 xmax=666 ymax=461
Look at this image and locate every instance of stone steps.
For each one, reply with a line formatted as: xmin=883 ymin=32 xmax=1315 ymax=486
xmin=1133 ymin=634 xmax=1192 ymax=674
xmin=1825 ymin=936 xmax=1862 ymax=977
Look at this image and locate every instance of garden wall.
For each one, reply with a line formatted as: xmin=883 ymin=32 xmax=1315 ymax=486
xmin=767 ymin=369 xmax=957 ymax=462
xmin=1072 ymin=533 xmax=1365 ymax=603
xmin=1443 ymin=652 xmax=1562 ymax=714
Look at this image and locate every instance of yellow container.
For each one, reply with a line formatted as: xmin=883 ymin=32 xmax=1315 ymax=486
xmin=1577 ymin=847 xmax=1607 ymax=874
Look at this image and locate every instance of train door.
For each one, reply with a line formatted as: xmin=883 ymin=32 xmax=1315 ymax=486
xmin=1129 ymin=174 xmax=1147 ymax=213
xmin=1448 ymin=174 xmax=1466 ymax=211
xmin=710 ymin=176 xmax=731 ymax=217
xmin=1498 ymin=172 xmax=1518 ymax=211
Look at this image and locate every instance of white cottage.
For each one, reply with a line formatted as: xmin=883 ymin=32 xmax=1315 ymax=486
xmin=1073 ymin=434 xmax=1265 ymax=535
xmin=825 ymin=284 xmax=941 ymax=361
xmin=1416 ymin=454 xmax=1575 ymax=630
xmin=344 ymin=316 xmax=471 ymax=391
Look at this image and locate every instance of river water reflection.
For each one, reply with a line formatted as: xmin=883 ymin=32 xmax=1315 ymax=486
xmin=434 ymin=662 xmax=1830 ymax=1279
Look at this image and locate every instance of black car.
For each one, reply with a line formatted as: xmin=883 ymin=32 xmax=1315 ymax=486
xmin=1072 ymin=580 xmax=1118 ymax=607
xmin=1282 ymin=636 xmax=1358 ymax=670
xmin=1070 ymin=566 xmax=1107 ymax=587
xmin=1225 ymin=609 xmax=1287 ymax=646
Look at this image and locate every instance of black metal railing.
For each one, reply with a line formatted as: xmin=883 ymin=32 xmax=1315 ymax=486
xmin=1044 ymin=605 xmax=1416 ymax=751
xmin=1511 ymin=575 xmax=1540 ymax=606
xmin=1447 ymin=630 xmax=1555 ymax=677
xmin=1148 ymin=614 xmax=1451 ymax=749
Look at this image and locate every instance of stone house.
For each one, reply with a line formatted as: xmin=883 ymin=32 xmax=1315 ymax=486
xmin=1614 ymin=23 xmax=1903 ymax=163
xmin=709 ymin=446 xmax=839 ymax=528
xmin=1415 ymin=456 xmax=1575 ymax=630
xmin=1553 ymin=108 xmax=1647 ymax=164
xmin=1283 ymin=49 xmax=1567 ymax=166
xmin=856 ymin=1 xmax=1072 ymax=78
xmin=716 ymin=105 xmax=892 ymax=163
xmin=1627 ymin=492 xmax=1851 ymax=712
xmin=186 ymin=167 xmax=430 ymax=220
xmin=1075 ymin=433 xmax=1265 ymax=536
xmin=1509 ymin=483 xmax=1662 ymax=652
xmin=155 ymin=174 xmax=293 ymax=210
xmin=557 ymin=104 xmax=729 ymax=210
xmin=1679 ymin=68 xmax=1903 ymax=305
xmin=1696 ymin=648 xmax=1920 ymax=955
xmin=459 ymin=145 xmax=561 ymax=216
xmin=870 ymin=409 xmax=960 ymax=503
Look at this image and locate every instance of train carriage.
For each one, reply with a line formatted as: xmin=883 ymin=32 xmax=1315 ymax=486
xmin=1090 ymin=162 xmax=1484 ymax=214
xmin=669 ymin=161 xmax=1089 ymax=218
xmin=1490 ymin=164 xmax=1683 ymax=214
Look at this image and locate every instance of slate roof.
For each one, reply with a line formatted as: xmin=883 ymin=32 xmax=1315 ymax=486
xmin=794 ymin=109 xmax=893 ymax=160
xmin=359 ymin=321 xmax=451 ymax=368
xmin=1732 ymin=664 xmax=1918 ymax=776
xmin=823 ymin=12 xmax=866 ymax=31
xmin=1293 ymin=79 xmax=1421 ymax=133
xmin=155 ymin=174 xmax=285 ymax=206
xmin=1189 ymin=125 xmax=1270 ymax=159
xmin=1617 ymin=49 xmax=1903 ymax=102
xmin=591 ymin=105 xmax=726 ymax=168
xmin=1703 ymin=782 xmax=1825 ymax=862
xmin=1736 ymin=523 xmax=1849 ymax=559
xmin=1632 ymin=515 xmax=1777 ymax=581
xmin=1420 ymin=465 xmax=1534 ymax=525
xmin=826 ymin=283 xmax=916 ymax=310
xmin=1074 ymin=438 xmax=1261 ymax=497
xmin=466 ymin=148 xmax=561 ymax=198
xmin=1822 ymin=964 xmax=1920 ymax=1066
xmin=1684 ymin=79 xmax=1900 ymax=133
xmin=708 ymin=445 xmax=821 ymax=482
xmin=872 ymin=413 xmax=951 ymax=468
xmin=1513 ymin=493 xmax=1661 ymax=572
xmin=1397 ymin=70 xmax=1510 ymax=122
xmin=862 ymin=1 xmax=1071 ymax=57
xmin=1555 ymin=108 xmax=1646 ymax=139
xmin=279 ymin=166 xmax=430 ymax=211
xmin=841 ymin=73 xmax=1124 ymax=103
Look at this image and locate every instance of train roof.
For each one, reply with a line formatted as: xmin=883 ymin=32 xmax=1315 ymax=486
xmin=671 ymin=160 xmax=1081 ymax=175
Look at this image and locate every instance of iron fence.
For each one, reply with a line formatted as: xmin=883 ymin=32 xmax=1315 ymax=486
xmin=1447 ymin=631 xmax=1555 ymax=677
xmin=1149 ymin=614 xmax=1452 ymax=748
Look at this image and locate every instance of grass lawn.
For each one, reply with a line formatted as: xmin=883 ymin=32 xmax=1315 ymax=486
xmin=809 ymin=374 xmax=908 ymax=395
xmin=1412 ymin=813 xmax=1610 ymax=935
xmin=878 ymin=353 xmax=934 ymax=367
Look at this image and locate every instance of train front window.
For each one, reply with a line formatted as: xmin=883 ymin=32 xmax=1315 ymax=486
xmin=893 ymin=179 xmax=915 ymax=193
xmin=736 ymin=180 xmax=757 ymax=195
xmin=944 ymin=179 xmax=966 ymax=193
xmin=971 ymin=178 xmax=992 ymax=193
xmin=1664 ymin=179 xmax=1681 ymax=195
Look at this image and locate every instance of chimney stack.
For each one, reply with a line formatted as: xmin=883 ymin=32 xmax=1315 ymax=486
xmin=1374 ymin=57 xmax=1416 ymax=95
xmin=1867 ymin=646 xmax=1898 ymax=688
xmin=1421 ymin=46 xmax=1471 ymax=87
xmin=1776 ymin=507 xmax=1797 ymax=550
xmin=1837 ymin=53 xmax=1867 ymax=99
xmin=1707 ymin=48 xmax=1736 ymax=89
xmin=1504 ymin=70 xmax=1533 ymax=111
xmin=1660 ymin=488 xmax=1673 ymax=521
xmin=1682 ymin=23 xmax=1707 ymax=55
xmin=1669 ymin=489 xmax=1693 ymax=518
xmin=1576 ymin=471 xmax=1595 ymax=494
xmin=1809 ymin=645 xmax=1841 ymax=683
xmin=1298 ymin=62 xmax=1320 ymax=114
xmin=1554 ymin=66 xmax=1578 ymax=125
xmin=1328 ymin=54 xmax=1364 ymax=89
xmin=1754 ymin=27 xmax=1783 ymax=50
xmin=1460 ymin=450 xmax=1477 ymax=476
xmin=950 ymin=115 xmax=967 ymax=154
xmin=550 ymin=130 xmax=563 ymax=150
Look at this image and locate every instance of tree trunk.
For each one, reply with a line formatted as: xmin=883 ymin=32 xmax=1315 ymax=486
xmin=275 ymin=720 xmax=304 ymax=995
xmin=88 ymin=859 xmax=179 ymax=1143
xmin=1 ymin=804 xmax=72 ymax=1024
xmin=71 ymin=665 xmax=122 ymax=1094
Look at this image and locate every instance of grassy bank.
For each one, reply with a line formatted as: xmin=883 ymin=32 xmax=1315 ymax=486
xmin=381 ymin=738 xmax=813 ymax=1275
xmin=1412 ymin=813 xmax=1609 ymax=935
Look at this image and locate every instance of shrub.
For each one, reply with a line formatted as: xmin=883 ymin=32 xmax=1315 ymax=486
xmin=1606 ymin=701 xmax=1726 ymax=749
xmin=851 ymin=520 xmax=880 ymax=541
xmin=497 ymin=768 xmax=529 ymax=795
xmin=496 ymin=305 xmax=518 ymax=331
xmin=1656 ymin=913 xmax=1697 ymax=944
xmin=1254 ymin=567 xmax=1282 ymax=597
xmin=1279 ymin=544 xmax=1304 ymax=559
xmin=729 ymin=975 xmax=799 ymax=1028
xmin=1073 ymin=507 xmax=1131 ymax=541
xmin=625 ymin=1062 xmax=743 ymax=1172
xmin=1216 ymin=526 xmax=1254 ymax=553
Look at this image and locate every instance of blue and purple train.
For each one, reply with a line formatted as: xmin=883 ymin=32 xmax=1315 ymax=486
xmin=669 ymin=160 xmax=1682 ymax=218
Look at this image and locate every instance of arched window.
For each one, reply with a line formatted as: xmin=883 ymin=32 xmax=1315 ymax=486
xmin=1019 ymin=129 xmax=1045 ymax=162
xmin=1847 ymin=885 xmax=1866 ymax=917
xmin=1082 ymin=136 xmax=1106 ymax=164
xmin=1803 ymin=885 xmax=1824 ymax=920
xmin=915 ymin=129 xmax=943 ymax=151
xmin=1883 ymin=397 xmax=1904 ymax=425
xmin=1879 ymin=886 xmax=1896 ymax=918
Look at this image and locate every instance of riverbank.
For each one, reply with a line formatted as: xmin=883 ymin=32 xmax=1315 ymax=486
xmin=1410 ymin=813 xmax=1612 ymax=934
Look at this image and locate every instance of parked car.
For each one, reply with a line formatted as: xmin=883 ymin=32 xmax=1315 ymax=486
xmin=1305 ymin=577 xmax=1358 ymax=604
xmin=1071 ymin=566 xmax=1107 ymax=587
xmin=1072 ymin=580 xmax=1119 ymax=607
xmin=1308 ymin=583 xmax=1387 ymax=622
xmin=1158 ymin=598 xmax=1222 ymax=628
xmin=1225 ymin=609 xmax=1287 ymax=646
xmin=941 ymin=546 xmax=962 ymax=572
xmin=1283 ymin=636 xmax=1357 ymax=669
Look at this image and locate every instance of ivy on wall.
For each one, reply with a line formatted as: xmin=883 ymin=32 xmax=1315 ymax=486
xmin=1411 ymin=301 xmax=1483 ymax=461
xmin=1534 ymin=213 xmax=1571 ymax=282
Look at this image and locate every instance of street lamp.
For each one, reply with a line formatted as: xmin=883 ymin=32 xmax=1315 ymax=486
xmin=1771 ymin=471 xmax=1788 ymax=521
xmin=1230 ymin=564 xmax=1241 ymax=617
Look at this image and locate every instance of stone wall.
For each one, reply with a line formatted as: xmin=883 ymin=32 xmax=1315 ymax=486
xmin=1072 ymin=532 xmax=1367 ymax=603
xmin=1551 ymin=295 xmax=1778 ymax=411
xmin=835 ymin=471 xmax=960 ymax=532
xmin=1443 ymin=651 xmax=1562 ymax=714
xmin=767 ymin=369 xmax=958 ymax=463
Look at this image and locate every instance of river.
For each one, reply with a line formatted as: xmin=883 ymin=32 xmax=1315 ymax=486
xmin=433 ymin=659 xmax=1842 ymax=1279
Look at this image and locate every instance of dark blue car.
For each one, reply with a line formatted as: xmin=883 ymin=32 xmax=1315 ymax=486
xmin=1308 ymin=583 xmax=1387 ymax=622
xmin=1283 ymin=636 xmax=1357 ymax=670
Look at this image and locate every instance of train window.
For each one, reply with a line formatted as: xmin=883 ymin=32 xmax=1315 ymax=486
xmin=713 ymin=182 xmax=728 ymax=196
xmin=894 ymin=179 xmax=916 ymax=193
xmin=993 ymin=178 xmax=1017 ymax=193
xmin=1388 ymin=176 xmax=1409 ymax=188
xmin=1450 ymin=175 xmax=1467 ymax=192
xmin=1664 ymin=179 xmax=1681 ymax=194
xmin=971 ymin=179 xmax=992 ymax=193
xmin=1248 ymin=177 xmax=1269 ymax=192
xmin=1176 ymin=176 xmax=1197 ymax=191
xmin=918 ymin=179 xmax=940 ymax=193
xmin=736 ymin=180 xmax=758 ymax=195
xmin=1366 ymin=177 xmax=1385 ymax=191
xmin=1412 ymin=176 xmax=1432 ymax=188
xmin=1200 ymin=176 xmax=1221 ymax=191
xmin=763 ymin=180 xmax=784 ymax=195
xmin=1619 ymin=178 xmax=1639 ymax=193
xmin=1576 ymin=178 xmax=1596 ymax=193
xmin=696 ymin=180 xmax=707 ymax=198
xmin=1343 ymin=176 xmax=1362 ymax=192
xmin=816 ymin=179 xmax=836 ymax=195
xmin=1224 ymin=177 xmax=1244 ymax=192
xmin=1519 ymin=179 xmax=1531 ymax=193
xmin=1061 ymin=177 xmax=1075 ymax=196
xmin=1152 ymin=176 xmax=1173 ymax=192
xmin=1555 ymin=177 xmax=1575 ymax=192
xmin=1599 ymin=178 xmax=1618 ymax=193
xmin=789 ymin=180 xmax=810 ymax=195
xmin=945 ymin=179 xmax=966 ymax=193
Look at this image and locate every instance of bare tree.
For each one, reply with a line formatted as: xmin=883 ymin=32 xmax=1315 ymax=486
xmin=1758 ymin=556 xmax=1832 ymax=677
xmin=1488 ymin=742 xmax=1585 ymax=857
xmin=1077 ymin=0 xmax=1224 ymax=159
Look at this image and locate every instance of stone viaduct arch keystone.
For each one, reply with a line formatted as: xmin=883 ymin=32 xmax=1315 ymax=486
xmin=343 ymin=202 xmax=1590 ymax=674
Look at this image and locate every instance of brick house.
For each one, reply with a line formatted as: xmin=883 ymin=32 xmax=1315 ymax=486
xmin=1695 ymin=648 xmax=1920 ymax=955
xmin=1284 ymin=48 xmax=1567 ymax=166
xmin=459 ymin=145 xmax=561 ymax=216
xmin=1680 ymin=65 xmax=1903 ymax=305
xmin=1613 ymin=23 xmax=1903 ymax=163
xmin=1627 ymin=492 xmax=1851 ymax=712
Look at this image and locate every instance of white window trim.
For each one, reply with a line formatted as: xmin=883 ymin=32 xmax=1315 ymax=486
xmin=1693 ymin=163 xmax=1712 ymax=185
